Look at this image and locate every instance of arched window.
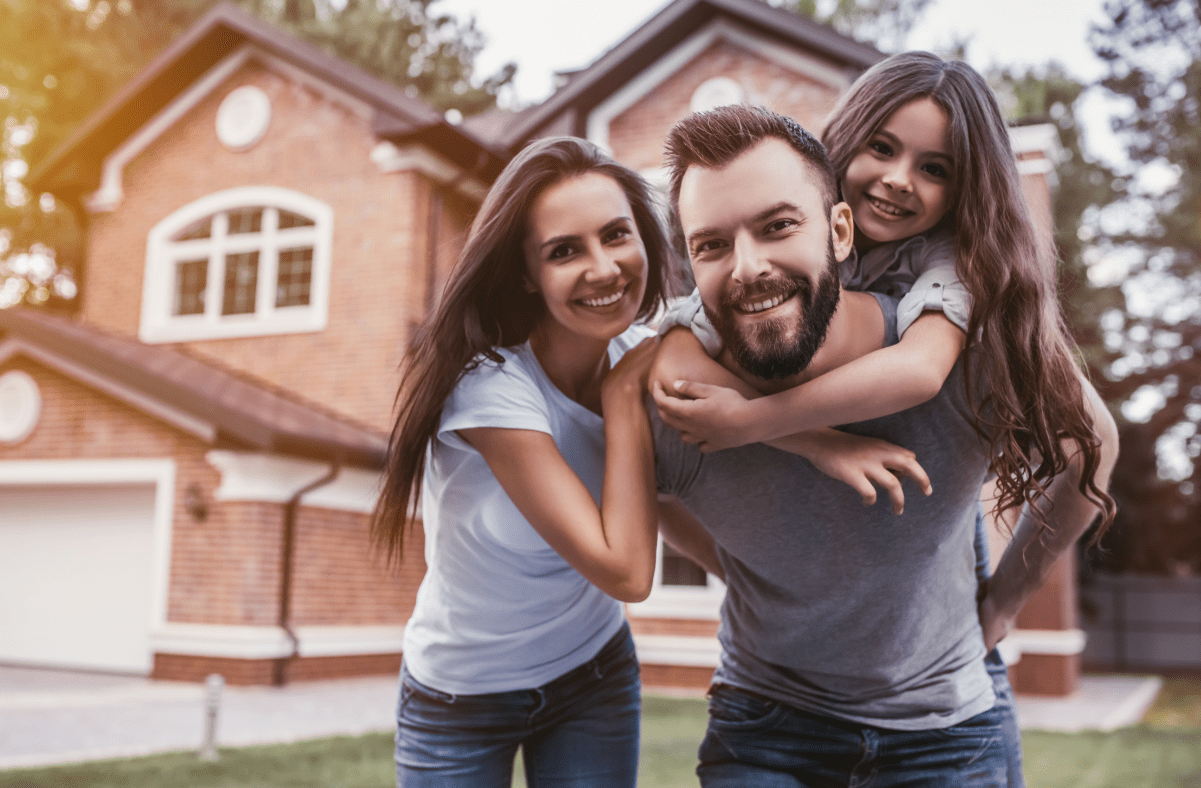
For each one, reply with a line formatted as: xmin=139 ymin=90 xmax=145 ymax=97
xmin=140 ymin=187 xmax=333 ymax=343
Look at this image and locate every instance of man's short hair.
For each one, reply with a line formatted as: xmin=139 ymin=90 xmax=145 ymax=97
xmin=664 ymin=105 xmax=839 ymax=217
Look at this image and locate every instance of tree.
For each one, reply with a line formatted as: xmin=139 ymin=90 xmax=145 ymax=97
xmin=0 ymin=0 xmax=514 ymax=310
xmin=1085 ymin=0 xmax=1201 ymax=573
xmin=787 ymin=0 xmax=934 ymax=52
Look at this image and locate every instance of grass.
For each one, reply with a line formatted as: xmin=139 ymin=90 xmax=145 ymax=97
xmin=1 ymin=680 xmax=1198 ymax=788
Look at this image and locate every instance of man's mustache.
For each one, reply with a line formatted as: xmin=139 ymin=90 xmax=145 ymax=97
xmin=718 ymin=275 xmax=811 ymax=311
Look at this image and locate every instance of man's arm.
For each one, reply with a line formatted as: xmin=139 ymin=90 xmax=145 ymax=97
xmin=978 ymin=374 xmax=1119 ymax=650
xmin=657 ymin=495 xmax=725 ymax=582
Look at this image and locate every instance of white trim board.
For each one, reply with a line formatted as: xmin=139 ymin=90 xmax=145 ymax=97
xmin=206 ymin=450 xmax=381 ymax=513
xmin=587 ymin=18 xmax=855 ymax=152
xmin=151 ymin=622 xmax=405 ymax=659
xmin=0 ymin=458 xmax=177 ymax=633
xmin=370 ymin=142 xmax=489 ymax=201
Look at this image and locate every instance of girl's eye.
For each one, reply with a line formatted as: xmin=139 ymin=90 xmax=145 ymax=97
xmin=922 ymin=162 xmax=950 ymax=179
xmin=869 ymin=140 xmax=892 ymax=156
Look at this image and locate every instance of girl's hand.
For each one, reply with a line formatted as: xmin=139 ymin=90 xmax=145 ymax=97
xmin=770 ymin=428 xmax=932 ymax=515
xmin=651 ymin=380 xmax=759 ymax=451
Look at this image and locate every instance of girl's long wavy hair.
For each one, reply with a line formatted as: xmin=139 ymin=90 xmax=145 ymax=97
xmin=823 ymin=51 xmax=1116 ymax=537
xmin=371 ymin=136 xmax=677 ymax=564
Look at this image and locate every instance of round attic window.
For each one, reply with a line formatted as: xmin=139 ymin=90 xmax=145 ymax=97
xmin=0 ymin=370 xmax=42 ymax=445
xmin=216 ymin=86 xmax=272 ymax=151
xmin=690 ymin=77 xmax=746 ymax=113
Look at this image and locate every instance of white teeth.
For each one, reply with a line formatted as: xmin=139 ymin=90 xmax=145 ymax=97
xmin=868 ymin=195 xmax=909 ymax=216
xmin=742 ymin=294 xmax=785 ymax=314
xmin=582 ymin=290 xmax=624 ymax=307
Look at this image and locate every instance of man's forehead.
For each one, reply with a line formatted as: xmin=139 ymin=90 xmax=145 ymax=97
xmin=678 ymin=138 xmax=825 ymax=225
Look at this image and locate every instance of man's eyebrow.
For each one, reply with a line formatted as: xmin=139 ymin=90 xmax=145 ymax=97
xmin=753 ymin=202 xmax=803 ymax=223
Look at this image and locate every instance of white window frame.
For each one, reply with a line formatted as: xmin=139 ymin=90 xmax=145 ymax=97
xmin=140 ymin=186 xmax=333 ymax=343
xmin=626 ymin=536 xmax=726 ymax=621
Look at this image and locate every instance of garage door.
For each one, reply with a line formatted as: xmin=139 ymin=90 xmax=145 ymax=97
xmin=0 ymin=483 xmax=159 ymax=674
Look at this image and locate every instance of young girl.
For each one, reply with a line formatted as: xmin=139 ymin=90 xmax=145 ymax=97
xmin=371 ymin=137 xmax=699 ymax=787
xmin=653 ymin=51 xmax=1115 ymax=530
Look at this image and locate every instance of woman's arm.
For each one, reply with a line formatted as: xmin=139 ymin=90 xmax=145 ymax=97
xmin=459 ymin=338 xmax=660 ymax=603
xmin=657 ymin=312 xmax=966 ymax=451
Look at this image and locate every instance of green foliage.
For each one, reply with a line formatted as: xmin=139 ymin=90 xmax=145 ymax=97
xmin=0 ymin=0 xmax=513 ymax=310
xmin=1085 ymin=0 xmax=1201 ymax=573
xmin=788 ymin=0 xmax=934 ymax=52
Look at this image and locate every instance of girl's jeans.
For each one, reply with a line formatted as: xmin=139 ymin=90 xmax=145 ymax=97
xmin=394 ymin=623 xmax=640 ymax=787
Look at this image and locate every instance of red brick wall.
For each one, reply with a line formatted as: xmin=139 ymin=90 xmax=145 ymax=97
xmin=0 ymin=356 xmax=426 ymax=632
xmin=81 ymin=61 xmax=473 ymax=432
xmin=607 ymin=39 xmax=846 ymax=172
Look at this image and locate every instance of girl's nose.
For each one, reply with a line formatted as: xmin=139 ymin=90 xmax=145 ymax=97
xmin=881 ymin=162 xmax=912 ymax=193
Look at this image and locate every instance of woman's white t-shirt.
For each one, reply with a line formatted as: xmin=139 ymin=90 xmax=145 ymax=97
xmin=401 ymin=325 xmax=654 ymax=695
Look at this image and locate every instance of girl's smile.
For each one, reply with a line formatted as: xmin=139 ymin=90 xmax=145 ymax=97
xmin=842 ymin=96 xmax=954 ymax=250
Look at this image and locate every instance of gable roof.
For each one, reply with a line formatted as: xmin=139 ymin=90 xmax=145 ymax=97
xmin=498 ymin=0 xmax=885 ymax=151
xmin=0 ymin=308 xmax=387 ymax=468
xmin=29 ymin=2 xmax=507 ymax=198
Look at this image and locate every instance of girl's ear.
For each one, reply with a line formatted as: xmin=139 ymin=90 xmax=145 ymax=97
xmin=829 ymin=201 xmax=855 ymax=261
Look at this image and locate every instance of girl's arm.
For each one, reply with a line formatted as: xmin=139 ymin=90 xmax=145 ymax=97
xmin=459 ymin=338 xmax=659 ymax=603
xmin=651 ymin=327 xmax=931 ymax=515
xmin=657 ymin=311 xmax=965 ymax=450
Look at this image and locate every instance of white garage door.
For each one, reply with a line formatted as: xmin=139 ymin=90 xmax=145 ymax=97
xmin=0 ymin=483 xmax=159 ymax=674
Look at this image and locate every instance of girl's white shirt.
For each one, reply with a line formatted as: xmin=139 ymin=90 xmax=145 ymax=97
xmin=401 ymin=323 xmax=655 ymax=695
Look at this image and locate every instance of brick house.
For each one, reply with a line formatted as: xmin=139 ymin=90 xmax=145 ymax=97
xmin=1 ymin=0 xmax=1079 ymax=693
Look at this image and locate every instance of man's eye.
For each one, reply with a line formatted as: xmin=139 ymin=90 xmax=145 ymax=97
xmin=691 ymin=239 xmax=724 ymax=257
xmin=765 ymin=219 xmax=794 ymax=234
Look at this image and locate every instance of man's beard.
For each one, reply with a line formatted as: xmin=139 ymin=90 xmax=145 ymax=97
xmin=703 ymin=240 xmax=841 ymax=380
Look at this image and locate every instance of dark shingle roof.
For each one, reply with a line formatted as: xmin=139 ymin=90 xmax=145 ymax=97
xmin=0 ymin=308 xmax=387 ymax=468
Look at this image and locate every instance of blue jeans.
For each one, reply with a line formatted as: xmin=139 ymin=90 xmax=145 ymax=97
xmin=697 ymin=684 xmax=1009 ymax=787
xmin=975 ymin=507 xmax=1025 ymax=788
xmin=394 ymin=623 xmax=640 ymax=787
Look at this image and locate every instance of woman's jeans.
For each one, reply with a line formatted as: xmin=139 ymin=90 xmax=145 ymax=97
xmin=394 ymin=623 xmax=640 ymax=787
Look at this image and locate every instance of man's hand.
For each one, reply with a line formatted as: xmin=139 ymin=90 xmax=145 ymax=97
xmin=652 ymin=380 xmax=761 ymax=451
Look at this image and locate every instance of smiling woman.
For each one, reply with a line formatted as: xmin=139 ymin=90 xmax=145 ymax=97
xmin=368 ymin=136 xmax=701 ymax=788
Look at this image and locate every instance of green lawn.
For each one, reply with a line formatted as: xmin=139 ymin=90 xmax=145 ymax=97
xmin=2 ymin=680 xmax=1199 ymax=788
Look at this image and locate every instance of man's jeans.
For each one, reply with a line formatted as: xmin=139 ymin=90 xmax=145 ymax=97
xmin=394 ymin=624 xmax=640 ymax=787
xmin=697 ymin=683 xmax=1009 ymax=787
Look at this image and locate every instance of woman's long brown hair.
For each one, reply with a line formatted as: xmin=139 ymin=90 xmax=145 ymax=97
xmin=371 ymin=136 xmax=677 ymax=565
xmin=823 ymin=51 xmax=1116 ymax=538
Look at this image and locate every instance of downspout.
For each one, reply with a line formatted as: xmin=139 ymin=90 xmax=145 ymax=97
xmin=274 ymin=463 xmax=340 ymax=686
xmin=425 ymin=149 xmax=490 ymax=311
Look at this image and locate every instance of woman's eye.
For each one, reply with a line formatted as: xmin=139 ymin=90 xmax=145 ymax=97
xmin=604 ymin=226 xmax=631 ymax=244
xmin=548 ymin=244 xmax=575 ymax=260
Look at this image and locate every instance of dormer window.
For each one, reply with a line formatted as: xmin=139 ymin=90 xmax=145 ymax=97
xmin=141 ymin=187 xmax=332 ymax=343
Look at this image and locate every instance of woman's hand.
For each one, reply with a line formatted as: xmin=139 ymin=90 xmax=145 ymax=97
xmin=602 ymin=336 xmax=659 ymax=405
xmin=769 ymin=428 xmax=932 ymax=515
xmin=652 ymin=379 xmax=759 ymax=451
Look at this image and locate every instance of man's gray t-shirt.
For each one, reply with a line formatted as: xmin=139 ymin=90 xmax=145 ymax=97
xmin=652 ymin=294 xmax=995 ymax=730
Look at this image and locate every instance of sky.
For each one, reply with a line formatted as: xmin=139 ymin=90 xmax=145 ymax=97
xmin=438 ymin=0 xmax=1122 ymax=160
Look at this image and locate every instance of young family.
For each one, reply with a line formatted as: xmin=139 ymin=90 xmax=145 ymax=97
xmin=372 ymin=52 xmax=1119 ymax=787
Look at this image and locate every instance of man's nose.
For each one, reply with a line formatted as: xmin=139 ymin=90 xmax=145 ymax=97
xmin=731 ymin=236 xmax=771 ymax=283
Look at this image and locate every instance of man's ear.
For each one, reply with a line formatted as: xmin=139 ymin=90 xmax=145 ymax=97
xmin=829 ymin=201 xmax=854 ymax=261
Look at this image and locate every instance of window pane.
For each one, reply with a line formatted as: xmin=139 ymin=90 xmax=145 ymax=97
xmin=174 ymin=218 xmax=212 ymax=241
xmin=226 ymin=207 xmax=263 ymax=234
xmin=222 ymin=251 xmax=259 ymax=315
xmin=173 ymin=258 xmax=207 ymax=315
xmin=661 ymin=543 xmax=708 ymax=587
xmin=276 ymin=247 xmax=313 ymax=307
xmin=277 ymin=209 xmax=315 ymax=229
